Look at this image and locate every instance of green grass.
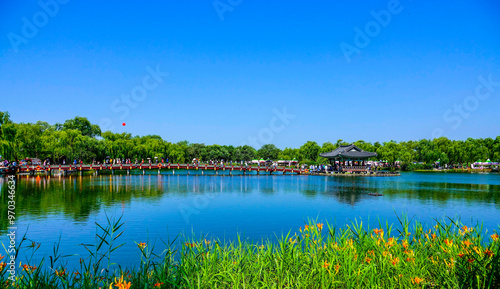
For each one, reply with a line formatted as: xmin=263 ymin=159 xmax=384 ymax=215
xmin=2 ymin=216 xmax=499 ymax=288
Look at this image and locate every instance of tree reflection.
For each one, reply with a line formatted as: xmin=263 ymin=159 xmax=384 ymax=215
xmin=1 ymin=174 xmax=499 ymax=232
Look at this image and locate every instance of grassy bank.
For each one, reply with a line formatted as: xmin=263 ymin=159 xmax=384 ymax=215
xmin=2 ymin=217 xmax=499 ymax=288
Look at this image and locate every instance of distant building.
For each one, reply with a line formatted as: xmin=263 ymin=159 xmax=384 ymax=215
xmin=319 ymin=144 xmax=377 ymax=172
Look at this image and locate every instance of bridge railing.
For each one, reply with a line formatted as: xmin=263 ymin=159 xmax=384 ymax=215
xmin=16 ymin=164 xmax=304 ymax=174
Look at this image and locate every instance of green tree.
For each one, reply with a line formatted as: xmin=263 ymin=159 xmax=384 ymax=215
xmin=278 ymin=147 xmax=300 ymax=160
xmin=166 ymin=142 xmax=185 ymax=163
xmin=336 ymin=139 xmax=349 ymax=147
xmin=2 ymin=110 xmax=500 ymax=169
xmin=102 ymin=131 xmax=134 ymax=159
xmin=257 ymin=144 xmax=281 ymax=160
xmin=15 ymin=122 xmax=49 ymax=159
xmin=0 ymin=112 xmax=16 ymax=160
xmin=0 ymin=111 xmax=12 ymax=138
xmin=63 ymin=116 xmax=101 ymax=137
xmin=60 ymin=129 xmax=85 ymax=162
xmin=299 ymin=141 xmax=321 ymax=162
xmin=377 ymin=141 xmax=400 ymax=165
xmin=320 ymin=142 xmax=336 ymax=153
xmin=493 ymin=136 xmax=500 ymax=161
xmin=186 ymin=143 xmax=206 ymax=161
xmin=233 ymin=145 xmax=257 ymax=161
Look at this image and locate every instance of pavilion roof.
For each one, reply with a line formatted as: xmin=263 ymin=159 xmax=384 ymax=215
xmin=319 ymin=144 xmax=377 ymax=159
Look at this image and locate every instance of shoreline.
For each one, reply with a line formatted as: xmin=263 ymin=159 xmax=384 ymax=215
xmin=5 ymin=218 xmax=499 ymax=288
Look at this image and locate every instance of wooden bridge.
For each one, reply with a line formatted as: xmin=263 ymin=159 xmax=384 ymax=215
xmin=13 ymin=163 xmax=305 ymax=176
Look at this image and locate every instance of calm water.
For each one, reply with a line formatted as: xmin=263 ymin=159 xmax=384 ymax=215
xmin=1 ymin=172 xmax=500 ymax=269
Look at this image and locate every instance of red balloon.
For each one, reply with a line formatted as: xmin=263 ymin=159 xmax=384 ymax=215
xmin=122 ymin=123 xmax=126 ymax=126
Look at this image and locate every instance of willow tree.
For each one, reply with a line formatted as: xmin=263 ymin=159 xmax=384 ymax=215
xmin=257 ymin=144 xmax=281 ymax=160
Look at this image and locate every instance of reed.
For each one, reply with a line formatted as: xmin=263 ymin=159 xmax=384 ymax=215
xmin=2 ymin=216 xmax=499 ymax=288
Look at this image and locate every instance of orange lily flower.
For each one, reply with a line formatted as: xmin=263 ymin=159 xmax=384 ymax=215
xmin=412 ymin=277 xmax=424 ymax=284
xmin=322 ymin=260 xmax=330 ymax=268
xmin=484 ymin=249 xmax=494 ymax=257
xmin=391 ymin=257 xmax=400 ymax=266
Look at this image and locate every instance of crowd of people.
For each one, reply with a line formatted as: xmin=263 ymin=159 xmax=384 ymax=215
xmin=0 ymin=157 xmax=51 ymax=169
xmin=305 ymin=162 xmax=376 ymax=173
xmin=1 ymin=155 xmax=306 ymax=173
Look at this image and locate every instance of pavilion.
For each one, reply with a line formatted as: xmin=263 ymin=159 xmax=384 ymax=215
xmin=319 ymin=144 xmax=377 ymax=172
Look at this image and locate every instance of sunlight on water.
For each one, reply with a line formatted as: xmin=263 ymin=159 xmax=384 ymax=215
xmin=1 ymin=172 xmax=499 ymax=269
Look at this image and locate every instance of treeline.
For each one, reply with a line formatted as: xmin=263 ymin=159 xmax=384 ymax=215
xmin=0 ymin=112 xmax=499 ymax=165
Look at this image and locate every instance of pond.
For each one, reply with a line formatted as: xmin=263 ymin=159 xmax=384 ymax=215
xmin=1 ymin=172 xmax=500 ymax=269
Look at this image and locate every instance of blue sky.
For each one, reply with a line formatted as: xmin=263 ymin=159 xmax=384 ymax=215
xmin=1 ymin=0 xmax=499 ymax=148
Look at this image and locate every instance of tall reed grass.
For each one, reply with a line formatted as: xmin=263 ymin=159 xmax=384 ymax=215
xmin=2 ymin=215 xmax=499 ymax=288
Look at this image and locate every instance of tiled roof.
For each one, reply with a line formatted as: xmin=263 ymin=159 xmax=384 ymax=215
xmin=319 ymin=144 xmax=377 ymax=159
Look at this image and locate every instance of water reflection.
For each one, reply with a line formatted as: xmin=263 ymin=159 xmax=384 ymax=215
xmin=2 ymin=173 xmax=500 ymax=269
xmin=2 ymin=173 xmax=500 ymax=233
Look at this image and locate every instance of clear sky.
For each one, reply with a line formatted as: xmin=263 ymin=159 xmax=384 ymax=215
xmin=1 ymin=0 xmax=499 ymax=149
